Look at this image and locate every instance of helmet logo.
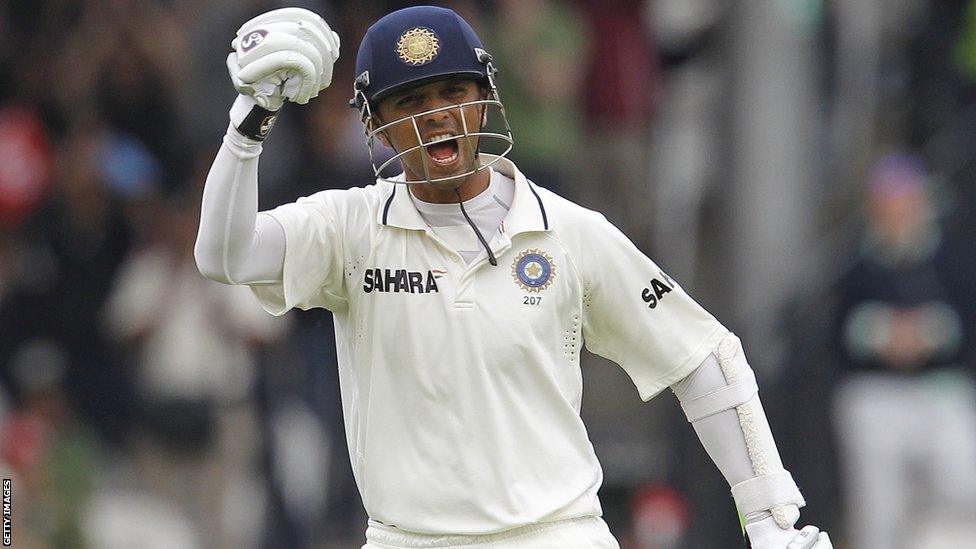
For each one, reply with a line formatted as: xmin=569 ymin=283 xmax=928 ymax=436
xmin=396 ymin=27 xmax=440 ymax=66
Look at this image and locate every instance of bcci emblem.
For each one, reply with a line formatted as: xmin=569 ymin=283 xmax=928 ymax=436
xmin=512 ymin=249 xmax=555 ymax=292
xmin=396 ymin=27 xmax=440 ymax=66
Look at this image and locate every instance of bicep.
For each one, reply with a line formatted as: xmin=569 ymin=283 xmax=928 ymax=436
xmin=230 ymin=213 xmax=285 ymax=284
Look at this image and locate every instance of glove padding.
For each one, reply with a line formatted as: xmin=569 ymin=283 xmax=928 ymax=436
xmin=745 ymin=515 xmax=832 ymax=549
xmin=228 ymin=7 xmax=340 ymax=109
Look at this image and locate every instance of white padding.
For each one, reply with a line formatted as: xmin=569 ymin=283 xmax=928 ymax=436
xmin=731 ymin=471 xmax=806 ymax=517
xmin=680 ymin=367 xmax=759 ymax=422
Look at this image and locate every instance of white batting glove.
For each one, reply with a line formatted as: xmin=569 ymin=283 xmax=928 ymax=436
xmin=745 ymin=514 xmax=833 ymax=549
xmin=225 ymin=8 xmax=339 ymax=140
xmin=230 ymin=7 xmax=340 ymax=107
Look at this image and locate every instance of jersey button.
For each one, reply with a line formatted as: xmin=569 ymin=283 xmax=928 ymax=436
xmin=451 ymin=256 xmax=459 ymax=263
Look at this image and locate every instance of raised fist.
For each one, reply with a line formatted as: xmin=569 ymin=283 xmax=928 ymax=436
xmin=227 ymin=8 xmax=340 ymax=110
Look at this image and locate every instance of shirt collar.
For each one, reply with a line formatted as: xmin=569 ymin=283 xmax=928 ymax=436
xmin=375 ymin=154 xmax=550 ymax=235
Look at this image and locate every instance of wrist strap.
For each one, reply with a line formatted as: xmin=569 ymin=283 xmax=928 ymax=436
xmin=732 ymin=471 xmax=805 ymax=518
xmin=235 ymin=104 xmax=280 ymax=141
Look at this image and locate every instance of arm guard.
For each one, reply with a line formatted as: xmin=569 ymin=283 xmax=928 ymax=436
xmin=671 ymin=333 xmax=804 ymax=528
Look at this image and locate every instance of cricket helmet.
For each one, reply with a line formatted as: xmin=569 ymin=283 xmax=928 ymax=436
xmin=350 ymin=5 xmax=513 ymax=185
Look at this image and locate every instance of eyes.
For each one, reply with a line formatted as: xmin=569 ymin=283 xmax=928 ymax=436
xmin=395 ymin=95 xmax=419 ymax=108
xmin=394 ymin=85 xmax=469 ymax=109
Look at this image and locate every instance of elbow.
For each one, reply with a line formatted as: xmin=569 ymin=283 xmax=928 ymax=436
xmin=193 ymin=237 xmax=234 ymax=284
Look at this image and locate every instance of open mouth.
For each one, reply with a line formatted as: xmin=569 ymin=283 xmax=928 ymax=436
xmin=425 ymin=132 xmax=460 ymax=166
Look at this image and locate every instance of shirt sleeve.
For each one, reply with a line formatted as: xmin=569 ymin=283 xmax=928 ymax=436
xmin=248 ymin=191 xmax=349 ymax=315
xmin=579 ymin=213 xmax=727 ymax=400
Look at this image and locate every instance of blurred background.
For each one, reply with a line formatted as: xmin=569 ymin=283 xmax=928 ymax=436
xmin=2 ymin=0 xmax=976 ymax=547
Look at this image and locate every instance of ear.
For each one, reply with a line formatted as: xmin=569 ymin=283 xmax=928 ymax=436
xmin=377 ymin=131 xmax=391 ymax=149
xmin=367 ymin=116 xmax=392 ymax=148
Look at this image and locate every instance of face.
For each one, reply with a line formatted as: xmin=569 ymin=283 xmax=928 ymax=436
xmin=374 ymin=78 xmax=486 ymax=186
xmin=867 ymin=187 xmax=930 ymax=247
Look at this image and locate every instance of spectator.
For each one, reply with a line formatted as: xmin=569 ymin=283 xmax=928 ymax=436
xmin=831 ymin=154 xmax=976 ymax=549
xmin=103 ymin=192 xmax=288 ymax=549
xmin=8 ymin=123 xmax=136 ymax=443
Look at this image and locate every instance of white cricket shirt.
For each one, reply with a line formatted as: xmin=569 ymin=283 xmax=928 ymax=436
xmin=250 ymin=155 xmax=727 ymax=535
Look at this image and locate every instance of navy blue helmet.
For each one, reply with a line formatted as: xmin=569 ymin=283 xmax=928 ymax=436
xmin=350 ymin=6 xmax=493 ymax=111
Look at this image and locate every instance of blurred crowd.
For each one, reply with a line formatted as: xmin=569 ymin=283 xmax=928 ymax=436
xmin=1 ymin=1 xmax=976 ymax=548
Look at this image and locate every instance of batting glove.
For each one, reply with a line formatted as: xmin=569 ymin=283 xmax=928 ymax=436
xmin=745 ymin=514 xmax=833 ymax=549
xmin=226 ymin=7 xmax=339 ymax=140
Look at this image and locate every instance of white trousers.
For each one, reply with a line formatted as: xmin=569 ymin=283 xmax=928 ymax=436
xmin=833 ymin=370 xmax=976 ymax=549
xmin=361 ymin=516 xmax=620 ymax=549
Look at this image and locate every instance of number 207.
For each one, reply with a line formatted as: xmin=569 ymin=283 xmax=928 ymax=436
xmin=523 ymin=296 xmax=542 ymax=305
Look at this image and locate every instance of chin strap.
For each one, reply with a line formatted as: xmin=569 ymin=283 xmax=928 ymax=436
xmin=454 ymin=187 xmax=498 ymax=266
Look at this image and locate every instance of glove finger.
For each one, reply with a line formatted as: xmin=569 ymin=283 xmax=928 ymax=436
xmin=238 ymin=20 xmax=302 ymax=38
xmin=239 ymin=51 xmax=317 ymax=104
xmin=251 ymin=16 xmax=332 ymax=51
xmin=295 ymin=19 xmax=338 ymax=63
xmin=226 ymin=51 xmax=240 ymax=80
xmin=285 ymin=58 xmax=318 ymax=104
xmin=236 ymin=9 xmax=302 ymax=37
xmin=237 ymin=32 xmax=323 ymax=81
xmin=296 ymin=27 xmax=340 ymax=88
xmin=237 ymin=7 xmax=323 ymax=34
xmin=330 ymin=30 xmax=341 ymax=56
xmin=235 ymin=21 xmax=302 ymax=60
xmin=786 ymin=525 xmax=821 ymax=549
xmin=281 ymin=73 xmax=302 ymax=100
xmin=238 ymin=50 xmax=314 ymax=85
xmin=226 ymin=52 xmax=255 ymax=95
xmin=227 ymin=50 xmax=288 ymax=106
xmin=317 ymin=54 xmax=334 ymax=90
xmin=238 ymin=9 xmax=337 ymax=61
xmin=292 ymin=72 xmax=317 ymax=104
xmin=253 ymin=75 xmax=282 ymax=96
xmin=232 ymin=21 xmax=302 ymax=47
xmin=290 ymin=24 xmax=338 ymax=88
xmin=241 ymin=42 xmax=321 ymax=96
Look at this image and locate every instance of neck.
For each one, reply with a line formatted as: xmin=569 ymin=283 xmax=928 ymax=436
xmin=408 ymin=168 xmax=490 ymax=203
